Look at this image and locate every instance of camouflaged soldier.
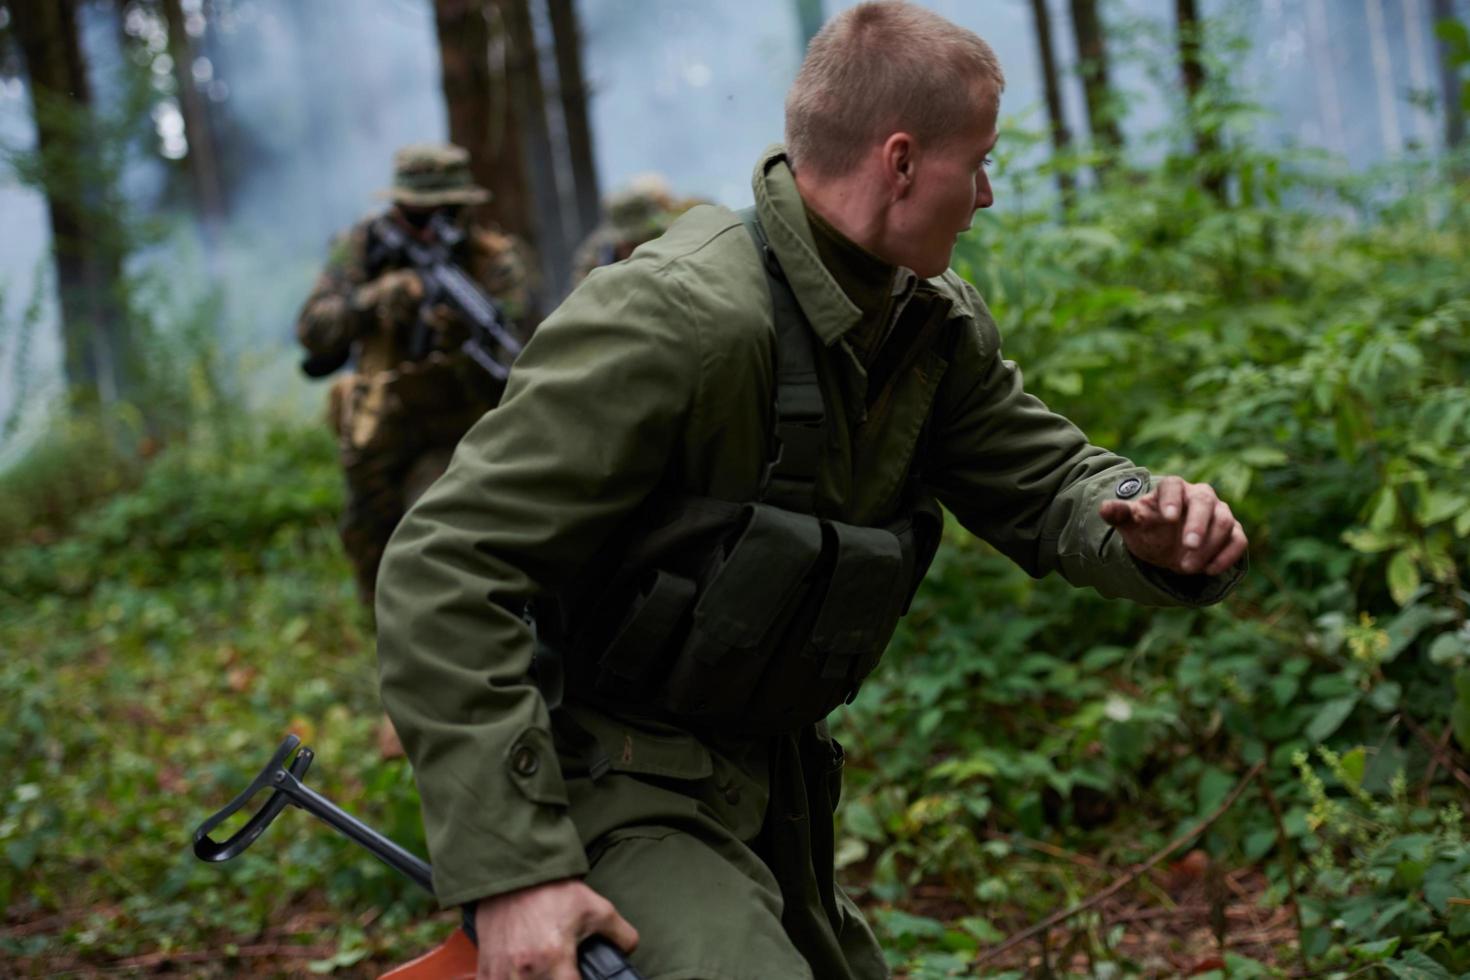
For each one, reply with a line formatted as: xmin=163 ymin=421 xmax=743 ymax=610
xmin=296 ymin=143 xmax=532 ymax=606
xmin=378 ymin=5 xmax=1249 ymax=979
xmin=570 ymin=176 xmax=699 ymax=283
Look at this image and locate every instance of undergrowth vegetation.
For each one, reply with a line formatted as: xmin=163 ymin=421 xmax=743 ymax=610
xmin=4 ymin=137 xmax=1470 ymax=980
xmin=833 ymin=145 xmax=1470 ymax=976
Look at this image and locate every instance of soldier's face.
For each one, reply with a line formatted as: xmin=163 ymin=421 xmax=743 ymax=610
xmin=398 ymin=204 xmax=464 ymax=229
xmin=889 ymin=101 xmax=998 ymax=278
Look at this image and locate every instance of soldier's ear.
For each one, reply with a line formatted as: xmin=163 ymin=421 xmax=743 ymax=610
xmin=881 ymin=133 xmax=917 ymax=200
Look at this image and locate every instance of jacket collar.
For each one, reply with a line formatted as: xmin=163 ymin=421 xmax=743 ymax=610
xmin=750 ymin=145 xmax=977 ymax=343
xmin=752 ymin=145 xmax=863 ymax=346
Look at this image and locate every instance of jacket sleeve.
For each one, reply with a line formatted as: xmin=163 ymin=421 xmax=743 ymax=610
xmin=374 ymin=260 xmax=700 ymax=907
xmin=924 ymin=286 xmax=1241 ymax=607
xmin=296 ymin=224 xmax=373 ymax=362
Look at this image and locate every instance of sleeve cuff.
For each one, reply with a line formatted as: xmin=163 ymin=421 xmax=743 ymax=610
xmin=1130 ymin=550 xmax=1247 ymax=607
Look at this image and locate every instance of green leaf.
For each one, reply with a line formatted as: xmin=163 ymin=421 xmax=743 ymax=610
xmin=1452 ymin=671 xmax=1470 ymax=754
xmin=1419 ymin=489 xmax=1466 ymax=526
xmin=1368 ymin=488 xmax=1399 ymax=531
xmin=1306 ymin=696 xmax=1359 ymax=744
xmin=1387 ymin=551 xmax=1421 ymax=607
xmin=1339 ymin=746 xmax=1366 ymax=787
xmin=840 ymin=800 xmax=885 ymax=843
xmin=1341 ymin=528 xmax=1399 ymax=554
xmin=1044 ymin=370 xmax=1083 ymax=396
xmin=1382 ymin=949 xmax=1453 ymax=980
xmin=1238 ymin=446 xmax=1288 ymax=468
xmin=1435 ymin=18 xmax=1470 ymax=64
xmin=1197 ymin=767 xmax=1235 ymax=815
xmin=1350 ymin=936 xmax=1401 ymax=961
xmin=1367 ymin=680 xmax=1402 ymax=713
xmin=1429 ymin=631 xmax=1470 ymax=667
xmin=1243 ymin=828 xmax=1277 ymax=861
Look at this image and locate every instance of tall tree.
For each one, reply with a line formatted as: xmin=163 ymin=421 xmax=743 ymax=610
xmin=1304 ymin=0 xmax=1347 ymax=158
xmin=547 ymin=0 xmax=599 ymax=247
xmin=160 ymin=0 xmax=226 ymax=234
xmin=10 ymin=0 xmax=129 ymax=404
xmin=499 ymin=0 xmax=568 ymax=299
xmin=1364 ymin=0 xmax=1403 ymax=154
xmin=432 ymin=0 xmax=534 ymax=245
xmin=794 ymin=0 xmax=824 ymax=52
xmin=1175 ymin=0 xmax=1225 ymax=200
xmin=1028 ymin=0 xmax=1074 ymax=205
xmin=1068 ymin=0 xmax=1123 ymax=169
xmin=1433 ymin=0 xmax=1466 ymax=150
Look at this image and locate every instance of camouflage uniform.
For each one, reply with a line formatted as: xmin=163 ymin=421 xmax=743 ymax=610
xmin=570 ymin=176 xmax=703 ymax=283
xmin=297 ymin=144 xmax=532 ymax=604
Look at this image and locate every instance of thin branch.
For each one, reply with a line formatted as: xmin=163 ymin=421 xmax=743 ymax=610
xmin=1420 ymin=721 xmax=1454 ymax=802
xmin=1402 ymin=713 xmax=1470 ymax=795
xmin=1258 ymin=769 xmax=1309 ymax=975
xmin=972 ymin=760 xmax=1265 ymax=968
xmin=987 ymin=830 xmax=1107 ymax=871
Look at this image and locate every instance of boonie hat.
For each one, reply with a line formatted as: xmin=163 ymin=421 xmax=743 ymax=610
xmin=380 ymin=143 xmax=490 ymax=206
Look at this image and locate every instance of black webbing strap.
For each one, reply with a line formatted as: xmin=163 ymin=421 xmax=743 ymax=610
xmin=736 ymin=207 xmax=826 ymax=515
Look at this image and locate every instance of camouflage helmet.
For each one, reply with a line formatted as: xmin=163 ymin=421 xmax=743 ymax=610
xmin=380 ymin=143 xmax=490 ymax=207
xmin=605 ymin=174 xmax=675 ymax=239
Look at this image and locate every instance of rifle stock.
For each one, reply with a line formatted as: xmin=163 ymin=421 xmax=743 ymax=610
xmin=192 ymin=734 xmax=642 ymax=980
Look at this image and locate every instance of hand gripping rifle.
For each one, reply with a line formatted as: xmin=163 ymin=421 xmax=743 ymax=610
xmin=193 ymin=734 xmax=642 ymax=980
xmin=365 ymin=211 xmax=524 ymax=383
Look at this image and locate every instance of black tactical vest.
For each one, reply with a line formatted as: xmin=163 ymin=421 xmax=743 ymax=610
xmin=539 ymin=210 xmax=943 ymax=736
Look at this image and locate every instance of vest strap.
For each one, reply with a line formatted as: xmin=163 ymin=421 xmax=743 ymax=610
xmin=737 ymin=207 xmax=826 ymax=515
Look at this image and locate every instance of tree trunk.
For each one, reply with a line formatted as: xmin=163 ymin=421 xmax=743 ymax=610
xmin=1401 ymin=0 xmax=1440 ymax=149
xmin=1304 ymin=0 xmax=1347 ymax=157
xmin=1028 ymin=0 xmax=1074 ymax=205
xmin=794 ymin=0 xmax=824 ymax=52
xmin=1364 ymin=0 xmax=1403 ymax=155
xmin=433 ymin=0 xmax=534 ymax=244
xmin=1068 ymin=0 xmax=1123 ymax=168
xmin=161 ymin=0 xmax=227 ymax=238
xmin=1175 ymin=0 xmax=1226 ymax=200
xmin=499 ymin=0 xmax=567 ymax=301
xmin=547 ymin=0 xmax=599 ymax=246
xmin=1433 ymin=0 xmax=1466 ymax=150
xmin=10 ymin=0 xmax=127 ymax=405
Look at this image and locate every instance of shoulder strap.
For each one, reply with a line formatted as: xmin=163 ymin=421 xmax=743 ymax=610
xmin=736 ymin=206 xmax=827 ymax=515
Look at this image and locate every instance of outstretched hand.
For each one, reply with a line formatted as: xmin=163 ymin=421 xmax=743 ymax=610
xmin=1098 ymin=475 xmax=1247 ymax=577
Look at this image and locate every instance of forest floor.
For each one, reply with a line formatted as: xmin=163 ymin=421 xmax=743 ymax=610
xmin=2 ymin=847 xmax=1296 ymax=977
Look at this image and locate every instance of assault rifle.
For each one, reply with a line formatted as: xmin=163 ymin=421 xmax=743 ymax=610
xmin=193 ymin=734 xmax=642 ymax=980
xmin=301 ymin=212 xmax=524 ymax=382
xmin=368 ymin=211 xmax=524 ymax=383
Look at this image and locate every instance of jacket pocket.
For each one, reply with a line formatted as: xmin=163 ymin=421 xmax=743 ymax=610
xmin=664 ymin=503 xmax=823 ymax=717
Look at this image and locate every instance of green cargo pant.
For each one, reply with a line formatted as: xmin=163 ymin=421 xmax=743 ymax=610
xmin=557 ymin=707 xmax=889 ymax=980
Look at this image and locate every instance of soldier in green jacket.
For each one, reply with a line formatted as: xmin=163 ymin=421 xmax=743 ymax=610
xmin=376 ymin=4 xmax=1248 ymax=979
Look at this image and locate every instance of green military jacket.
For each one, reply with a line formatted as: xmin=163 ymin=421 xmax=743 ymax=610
xmin=376 ymin=145 xmax=1240 ymax=908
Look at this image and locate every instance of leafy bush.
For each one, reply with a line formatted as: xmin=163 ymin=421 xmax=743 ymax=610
xmin=834 ymin=138 xmax=1470 ymax=974
xmin=0 ymin=422 xmax=451 ymax=972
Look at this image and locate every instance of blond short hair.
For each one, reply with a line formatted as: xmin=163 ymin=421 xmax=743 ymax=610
xmin=784 ymin=1 xmax=1005 ymax=178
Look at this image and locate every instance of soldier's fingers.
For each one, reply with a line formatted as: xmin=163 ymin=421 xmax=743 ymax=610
xmin=581 ymin=898 xmax=640 ymax=955
xmin=1197 ymin=500 xmax=1237 ymax=566
xmin=1155 ymin=476 xmax=1187 ymax=522
xmin=1179 ymin=483 xmax=1219 ymax=555
xmin=1098 ymin=500 xmax=1136 ymax=527
xmin=1205 ymin=523 xmax=1249 ymax=576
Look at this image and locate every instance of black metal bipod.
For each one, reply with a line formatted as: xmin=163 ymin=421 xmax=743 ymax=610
xmin=192 ymin=734 xmax=642 ymax=980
